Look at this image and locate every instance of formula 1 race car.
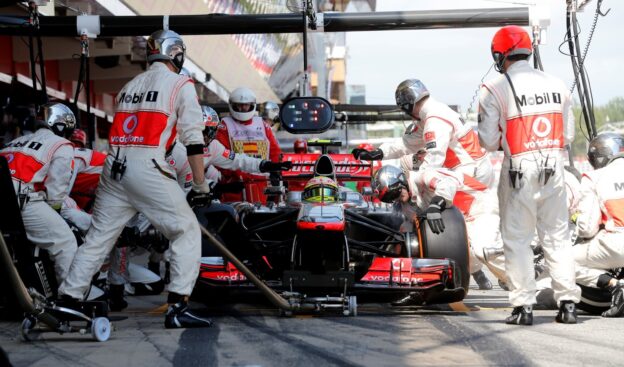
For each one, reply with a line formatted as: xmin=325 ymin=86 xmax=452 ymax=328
xmin=193 ymin=97 xmax=471 ymax=315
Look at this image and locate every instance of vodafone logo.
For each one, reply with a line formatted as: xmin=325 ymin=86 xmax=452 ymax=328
xmin=392 ymin=258 xmax=402 ymax=269
xmin=122 ymin=115 xmax=139 ymax=134
xmin=532 ymin=117 xmax=551 ymax=138
xmin=6 ymin=154 xmax=14 ymax=164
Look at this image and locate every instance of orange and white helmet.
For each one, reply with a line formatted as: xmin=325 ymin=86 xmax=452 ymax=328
xmin=302 ymin=176 xmax=339 ymax=203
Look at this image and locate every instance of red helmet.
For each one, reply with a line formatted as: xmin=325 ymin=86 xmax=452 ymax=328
xmin=70 ymin=128 xmax=87 ymax=148
xmin=491 ymin=25 xmax=532 ymax=72
xmin=294 ymin=139 xmax=307 ymax=154
xmin=357 ymin=143 xmax=374 ymax=151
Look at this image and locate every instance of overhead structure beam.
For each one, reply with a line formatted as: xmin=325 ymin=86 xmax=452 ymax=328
xmin=0 ymin=8 xmax=529 ymax=37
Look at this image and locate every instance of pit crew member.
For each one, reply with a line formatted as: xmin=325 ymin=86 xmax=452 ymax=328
xmin=353 ymin=79 xmax=494 ymax=188
xmin=372 ymin=163 xmax=507 ymax=292
xmin=573 ymin=133 xmax=624 ymax=317
xmin=216 ymin=87 xmax=282 ymax=202
xmin=261 ymin=101 xmax=281 ymax=132
xmin=57 ymin=29 xmax=213 ymax=329
xmin=478 ymin=25 xmax=580 ymax=325
xmin=67 ymin=129 xmax=106 ymax=211
xmin=0 ymin=102 xmax=76 ymax=284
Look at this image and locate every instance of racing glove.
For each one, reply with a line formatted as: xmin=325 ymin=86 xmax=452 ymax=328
xmin=352 ymin=148 xmax=383 ymax=161
xmin=187 ymin=180 xmax=214 ymax=208
xmin=259 ymin=160 xmax=293 ymax=173
xmin=426 ymin=195 xmax=446 ymax=234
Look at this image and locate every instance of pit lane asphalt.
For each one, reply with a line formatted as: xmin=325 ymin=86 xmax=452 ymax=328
xmin=1 ymin=274 xmax=622 ymax=367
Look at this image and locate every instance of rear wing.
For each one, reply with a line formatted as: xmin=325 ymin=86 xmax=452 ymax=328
xmin=282 ymin=153 xmax=373 ymax=183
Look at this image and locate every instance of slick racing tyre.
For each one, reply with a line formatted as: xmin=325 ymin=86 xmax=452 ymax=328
xmin=577 ymin=284 xmax=612 ymax=315
xmin=418 ymin=206 xmax=470 ymax=293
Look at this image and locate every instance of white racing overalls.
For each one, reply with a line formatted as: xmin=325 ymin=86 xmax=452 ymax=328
xmin=574 ymin=158 xmax=624 ymax=287
xmin=59 ymin=62 xmax=205 ymax=300
xmin=479 ymin=60 xmax=580 ymax=306
xmin=0 ymin=128 xmax=76 ymax=283
xmin=380 ymin=97 xmax=494 ymax=188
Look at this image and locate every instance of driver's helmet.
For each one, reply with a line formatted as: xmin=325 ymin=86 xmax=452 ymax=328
xmin=372 ymin=165 xmax=409 ymax=203
xmin=261 ymin=101 xmax=280 ymax=121
xmin=70 ymin=128 xmax=87 ymax=148
xmin=395 ymin=79 xmax=429 ymax=116
xmin=587 ymin=132 xmax=624 ymax=169
xmin=357 ymin=142 xmax=374 ymax=151
xmin=294 ymin=138 xmax=308 ymax=154
xmin=302 ymin=176 xmax=339 ymax=203
xmin=228 ymin=87 xmax=256 ymax=121
xmin=201 ymin=105 xmax=220 ymax=144
xmin=146 ymin=29 xmax=186 ymax=73
xmin=40 ymin=102 xmax=76 ymax=137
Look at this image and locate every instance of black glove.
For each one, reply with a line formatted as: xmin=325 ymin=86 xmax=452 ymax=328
xmin=186 ymin=181 xmax=214 ymax=208
xmin=352 ymin=148 xmax=383 ymax=161
xmin=186 ymin=190 xmax=212 ymax=208
xmin=259 ymin=160 xmax=293 ymax=172
xmin=426 ymin=195 xmax=446 ymax=234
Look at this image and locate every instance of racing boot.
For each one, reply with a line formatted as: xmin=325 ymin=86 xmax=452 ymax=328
xmin=555 ymin=300 xmax=577 ymax=324
xmin=602 ymin=280 xmax=624 ymax=318
xmin=472 ymin=270 xmax=493 ymax=290
xmin=505 ymin=305 xmax=533 ymax=325
xmin=108 ymin=284 xmax=128 ymax=312
xmin=164 ymin=301 xmax=213 ymax=329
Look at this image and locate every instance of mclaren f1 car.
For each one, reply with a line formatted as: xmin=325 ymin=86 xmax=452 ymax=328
xmin=192 ymin=97 xmax=471 ymax=315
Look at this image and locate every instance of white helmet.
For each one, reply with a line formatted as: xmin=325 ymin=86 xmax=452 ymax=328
xmin=262 ymin=101 xmax=280 ymax=122
xmin=40 ymin=103 xmax=76 ymax=137
xmin=146 ymin=29 xmax=186 ymax=73
xmin=228 ymin=87 xmax=256 ymax=122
